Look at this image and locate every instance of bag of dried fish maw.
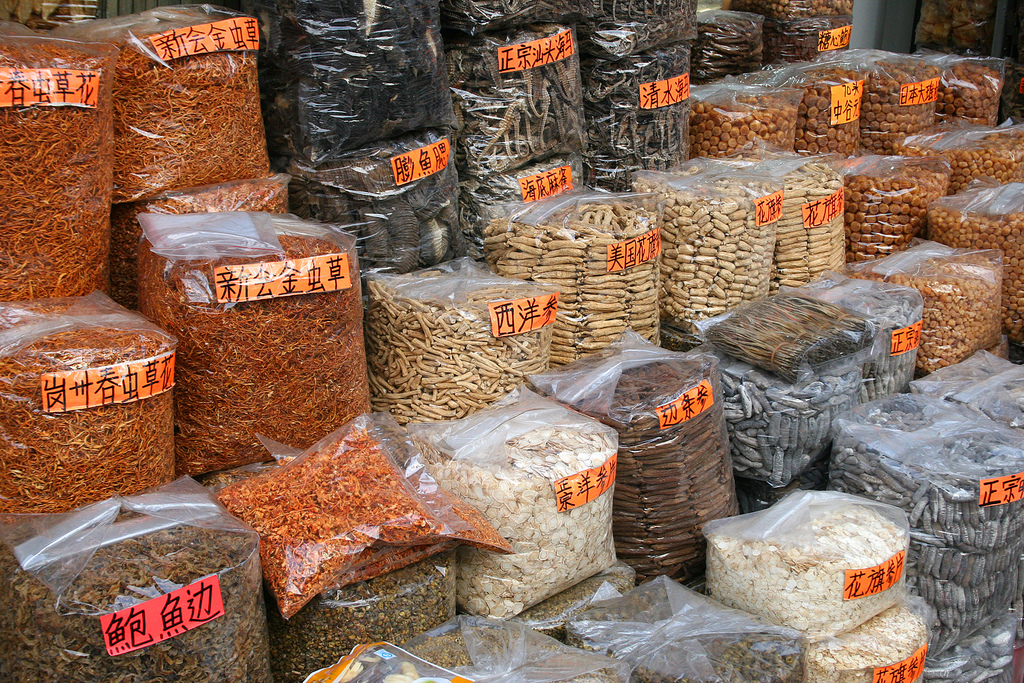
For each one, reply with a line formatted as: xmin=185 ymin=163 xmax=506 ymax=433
xmin=704 ymin=490 xmax=911 ymax=638
xmin=895 ymin=124 xmax=1024 ymax=194
xmin=366 ymin=258 xmax=558 ymax=425
xmin=136 ymin=211 xmax=368 ymax=476
xmin=689 ymin=81 xmax=803 ymax=158
xmin=409 ymin=389 xmax=618 ymax=618
xmin=0 ymin=477 xmax=272 ymax=682
xmin=55 ymin=6 xmax=268 ymax=202
xmin=916 ymin=51 xmax=1004 ymax=126
xmin=0 ymin=291 xmax=175 ymax=514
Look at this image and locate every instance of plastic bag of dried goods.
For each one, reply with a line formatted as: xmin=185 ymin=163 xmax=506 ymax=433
xmin=577 ymin=0 xmax=696 ymax=59
xmin=916 ymin=51 xmax=1004 ymax=126
xmin=439 ymin=0 xmax=583 ymax=35
xmin=911 ymin=349 xmax=1017 ymax=399
xmin=924 ymin=610 xmax=1018 ymax=683
xmin=0 ymin=291 xmax=176 ymax=514
xmin=916 ymin=0 xmax=997 ymax=54
xmin=409 ymin=389 xmax=618 ymax=618
xmin=731 ymin=0 xmax=851 ymax=19
xmin=529 ymin=332 xmax=735 ymax=582
xmin=136 ymin=211 xmax=368 ymax=475
xmin=1000 ymin=61 xmax=1024 ymax=123
xmin=689 ymin=80 xmax=803 ymax=158
xmin=895 ymin=123 xmax=1024 ymax=194
xmin=0 ymin=477 xmax=272 ymax=682
xmin=735 ymin=457 xmax=830 ymax=514
xmin=762 ymin=16 xmax=852 ymax=65
xmin=910 ymin=350 xmax=1024 ymax=429
xmin=692 ymin=10 xmax=763 ymax=85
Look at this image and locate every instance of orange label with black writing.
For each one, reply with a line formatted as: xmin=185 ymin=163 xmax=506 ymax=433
xmin=639 ymin=72 xmax=690 ymax=109
xmin=41 ymin=351 xmax=175 ymax=413
xmin=844 ymin=551 xmax=905 ymax=600
xmin=519 ymin=165 xmax=573 ymax=202
xmin=607 ymin=229 xmax=661 ymax=272
xmin=214 ymin=253 xmax=352 ymax=303
xmin=554 ymin=454 xmax=617 ymax=512
xmin=755 ymin=191 xmax=785 ymax=226
xmin=148 ymin=16 xmax=259 ymax=62
xmin=390 ymin=138 xmax=451 ymax=186
xmin=979 ymin=471 xmax=1024 ymax=507
xmin=498 ymin=28 xmax=575 ymax=73
xmin=872 ymin=644 xmax=927 ymax=683
xmin=655 ymin=380 xmax=714 ymax=429
xmin=830 ymin=80 xmax=864 ymax=125
xmin=0 ymin=68 xmax=100 ymax=108
xmin=488 ymin=292 xmax=559 ymax=337
xmin=1019 ymin=76 xmax=1024 ymax=95
xmin=890 ymin=320 xmax=923 ymax=356
xmin=899 ymin=77 xmax=940 ymax=106
xmin=817 ymin=25 xmax=852 ymax=51
xmin=801 ymin=187 xmax=844 ymax=227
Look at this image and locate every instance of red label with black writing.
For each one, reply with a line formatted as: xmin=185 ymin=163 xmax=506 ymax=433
xmin=606 ymin=229 xmax=661 ymax=272
xmin=41 ymin=351 xmax=175 ymax=413
xmin=979 ymin=471 xmax=1024 ymax=507
xmin=755 ymin=191 xmax=785 ymax=226
xmin=390 ymin=138 xmax=451 ymax=186
xmin=488 ymin=292 xmax=559 ymax=337
xmin=655 ymin=380 xmax=714 ymax=429
xmin=519 ymin=165 xmax=573 ymax=202
xmin=0 ymin=68 xmax=100 ymax=108
xmin=801 ymin=187 xmax=845 ymax=227
xmin=890 ymin=320 xmax=923 ymax=356
xmin=1019 ymin=76 xmax=1024 ymax=95
xmin=554 ymin=454 xmax=617 ymax=512
xmin=844 ymin=551 xmax=905 ymax=600
xmin=830 ymin=80 xmax=864 ymax=125
xmin=214 ymin=253 xmax=352 ymax=304
xmin=100 ymin=575 xmax=224 ymax=656
xmin=148 ymin=16 xmax=259 ymax=62
xmin=497 ymin=29 xmax=575 ymax=73
xmin=871 ymin=643 xmax=927 ymax=683
xmin=817 ymin=25 xmax=852 ymax=51
xmin=899 ymin=77 xmax=940 ymax=106
xmin=639 ymin=72 xmax=690 ymax=109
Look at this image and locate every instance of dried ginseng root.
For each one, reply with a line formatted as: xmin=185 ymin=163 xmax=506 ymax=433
xmin=0 ymin=291 xmax=176 ymax=513
xmin=137 ymin=211 xmax=369 ymax=475
xmin=0 ymin=28 xmax=116 ymax=300
xmin=55 ymin=6 xmax=269 ymax=202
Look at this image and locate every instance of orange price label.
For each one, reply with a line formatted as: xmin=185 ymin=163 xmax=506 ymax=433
xmin=607 ymin=228 xmax=662 ymax=272
xmin=148 ymin=16 xmax=259 ymax=62
xmin=639 ymin=72 xmax=690 ymax=109
xmin=801 ymin=187 xmax=845 ymax=228
xmin=390 ymin=138 xmax=451 ymax=186
xmin=497 ymin=28 xmax=575 ymax=73
xmin=40 ymin=350 xmax=175 ymax=413
xmin=0 ymin=68 xmax=100 ymax=108
xmin=488 ymin=292 xmax=559 ymax=337
xmin=830 ymin=80 xmax=864 ymax=125
xmin=817 ymin=25 xmax=852 ymax=51
xmin=554 ymin=454 xmax=617 ymax=513
xmin=890 ymin=320 xmax=923 ymax=356
xmin=755 ymin=190 xmax=785 ymax=226
xmin=872 ymin=644 xmax=928 ymax=683
xmin=100 ymin=575 xmax=224 ymax=656
xmin=519 ymin=165 xmax=573 ymax=202
xmin=899 ymin=77 xmax=940 ymax=106
xmin=844 ymin=551 xmax=905 ymax=601
xmin=979 ymin=470 xmax=1024 ymax=507
xmin=214 ymin=253 xmax=352 ymax=304
xmin=1019 ymin=76 xmax=1024 ymax=95
xmin=655 ymin=380 xmax=715 ymax=429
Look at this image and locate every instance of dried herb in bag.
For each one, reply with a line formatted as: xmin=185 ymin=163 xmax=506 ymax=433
xmin=689 ymin=80 xmax=803 ymax=158
xmin=137 ymin=211 xmax=368 ymax=475
xmin=0 ymin=477 xmax=272 ymax=682
xmin=577 ymin=0 xmax=696 ymax=59
xmin=56 ymin=6 xmax=269 ymax=203
xmin=0 ymin=29 xmax=115 ymax=300
xmin=0 ymin=292 xmax=176 ymax=514
xmin=762 ymin=16 xmax=852 ymax=65
xmin=693 ymin=10 xmax=764 ymax=85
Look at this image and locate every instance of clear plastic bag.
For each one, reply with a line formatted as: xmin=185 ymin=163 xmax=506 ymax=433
xmin=730 ymin=0 xmax=852 ymax=19
xmin=704 ymin=490 xmax=911 ymax=638
xmin=910 ymin=349 xmax=1024 ymax=429
xmin=735 ymin=456 xmax=830 ymax=513
xmin=440 ymin=0 xmax=583 ymax=35
xmin=2 ymin=0 xmax=97 ymax=28
xmin=692 ymin=10 xmax=763 ymax=85
xmin=896 ymin=123 xmax=1024 ymax=194
xmin=1000 ymin=61 xmax=1024 ymax=123
xmin=762 ymin=15 xmax=852 ymax=65
xmin=0 ymin=477 xmax=272 ymax=682
xmin=689 ymin=80 xmax=803 ymax=158
xmin=916 ymin=0 xmax=997 ymax=54
xmin=924 ymin=610 xmax=1017 ymax=683
xmin=577 ymin=0 xmax=696 ymax=59
xmin=916 ymin=51 xmax=1004 ymax=126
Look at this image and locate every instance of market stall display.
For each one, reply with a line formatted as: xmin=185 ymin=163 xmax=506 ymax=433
xmin=895 ymin=124 xmax=1024 ymax=194
xmin=689 ymin=81 xmax=803 ymax=157
xmin=692 ymin=10 xmax=764 ymax=85
xmin=762 ymin=16 xmax=853 ymax=65
xmin=577 ymin=0 xmax=696 ymax=59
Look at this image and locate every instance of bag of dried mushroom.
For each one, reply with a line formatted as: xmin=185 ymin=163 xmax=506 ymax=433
xmin=910 ymin=350 xmax=1024 ymax=430
xmin=915 ymin=51 xmax=1004 ymax=126
xmin=484 ymin=191 xmax=662 ymax=366
xmin=689 ymin=80 xmax=803 ymax=158
xmin=704 ymin=490 xmax=911 ymax=638
xmin=529 ymin=332 xmax=737 ymax=583
xmin=924 ymin=610 xmax=1017 ymax=683
xmin=692 ymin=10 xmax=764 ymax=85
xmin=409 ymin=389 xmax=618 ymax=618
xmin=0 ymin=477 xmax=273 ymax=682
xmin=895 ymin=123 xmax=1024 ymax=194
xmin=565 ymin=576 xmax=808 ymax=683
xmin=365 ymin=258 xmax=558 ymax=424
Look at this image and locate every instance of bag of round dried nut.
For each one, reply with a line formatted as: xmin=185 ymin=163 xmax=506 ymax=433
xmin=915 ymin=50 xmax=1004 ymax=126
xmin=689 ymin=80 xmax=804 ymax=158
xmin=895 ymin=123 xmax=1024 ymax=194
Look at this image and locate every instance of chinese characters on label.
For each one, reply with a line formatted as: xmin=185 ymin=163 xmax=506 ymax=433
xmin=801 ymin=187 xmax=844 ymax=228
xmin=0 ymin=68 xmax=99 ymax=108
xmin=100 ymin=575 xmax=225 ymax=656
xmin=755 ymin=191 xmax=785 ymax=226
xmin=979 ymin=470 xmax=1024 ymax=507
xmin=487 ymin=292 xmax=559 ymax=337
xmin=41 ymin=351 xmax=175 ymax=413
xmin=871 ymin=644 xmax=927 ymax=683
xmin=890 ymin=320 xmax=923 ymax=356
xmin=148 ymin=16 xmax=259 ymax=62
xmin=639 ymin=72 xmax=690 ymax=109
xmin=519 ymin=165 xmax=573 ymax=203
xmin=830 ymin=80 xmax=864 ymax=125
xmin=843 ymin=550 xmax=905 ymax=601
xmin=554 ymin=454 xmax=617 ymax=513
xmin=817 ymin=25 xmax=852 ymax=51
xmin=606 ymin=228 xmax=662 ymax=273
xmin=497 ymin=29 xmax=575 ymax=73
xmin=214 ymin=253 xmax=352 ymax=304
xmin=1019 ymin=77 xmax=1024 ymax=95
xmin=655 ymin=380 xmax=715 ymax=429
xmin=899 ymin=77 xmax=940 ymax=106
xmin=390 ymin=138 xmax=451 ymax=186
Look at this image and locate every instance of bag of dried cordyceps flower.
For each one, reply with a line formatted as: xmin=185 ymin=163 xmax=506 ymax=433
xmin=0 ymin=291 xmax=176 ymax=514
xmin=136 ymin=210 xmax=369 ymax=476
xmin=0 ymin=477 xmax=272 ymax=682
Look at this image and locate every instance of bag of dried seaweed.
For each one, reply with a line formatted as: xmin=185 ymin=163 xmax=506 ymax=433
xmin=692 ymin=10 xmax=763 ymax=85
xmin=0 ymin=291 xmax=176 ymax=514
xmin=915 ymin=51 xmax=1004 ymax=126
xmin=577 ymin=0 xmax=696 ymax=59
xmin=910 ymin=350 xmax=1024 ymax=430
xmin=0 ymin=477 xmax=272 ymax=682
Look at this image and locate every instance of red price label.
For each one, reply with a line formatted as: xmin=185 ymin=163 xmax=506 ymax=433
xmin=830 ymin=80 xmax=864 ymax=125
xmin=519 ymin=165 xmax=573 ymax=203
xmin=872 ymin=644 xmax=927 ymax=683
xmin=148 ymin=16 xmax=259 ymax=62
xmin=41 ymin=351 xmax=175 ymax=413
xmin=607 ymin=228 xmax=661 ymax=272
xmin=979 ymin=470 xmax=1024 ymax=507
xmin=655 ymin=380 xmax=715 ymax=429
xmin=214 ymin=252 xmax=352 ymax=304
xmin=390 ymin=138 xmax=451 ymax=186
xmin=554 ymin=454 xmax=617 ymax=513
xmin=497 ymin=29 xmax=575 ymax=73
xmin=1019 ymin=76 xmax=1024 ymax=95
xmin=639 ymin=72 xmax=690 ymax=109
xmin=0 ymin=68 xmax=100 ymax=108
xmin=801 ymin=187 xmax=844 ymax=228
xmin=488 ymin=292 xmax=559 ymax=337
xmin=899 ymin=77 xmax=940 ymax=106
xmin=100 ymin=575 xmax=225 ymax=656
xmin=817 ymin=25 xmax=852 ymax=51
xmin=755 ymin=191 xmax=785 ymax=226
xmin=844 ymin=551 xmax=905 ymax=601
xmin=890 ymin=320 xmax=923 ymax=356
